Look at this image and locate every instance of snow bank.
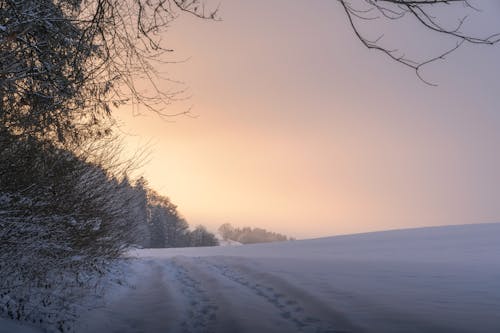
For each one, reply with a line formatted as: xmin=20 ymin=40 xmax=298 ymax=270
xmin=125 ymin=223 xmax=500 ymax=332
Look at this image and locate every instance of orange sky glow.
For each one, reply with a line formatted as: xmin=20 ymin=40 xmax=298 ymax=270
xmin=114 ymin=1 xmax=500 ymax=239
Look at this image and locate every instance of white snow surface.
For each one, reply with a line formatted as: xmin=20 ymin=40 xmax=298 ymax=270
xmin=0 ymin=319 xmax=42 ymax=333
xmin=74 ymin=223 xmax=500 ymax=333
xmin=215 ymin=235 xmax=242 ymax=247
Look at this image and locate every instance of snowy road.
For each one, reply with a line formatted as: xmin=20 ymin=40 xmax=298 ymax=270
xmin=75 ymin=223 xmax=500 ymax=333
xmin=78 ymin=256 xmax=357 ymax=333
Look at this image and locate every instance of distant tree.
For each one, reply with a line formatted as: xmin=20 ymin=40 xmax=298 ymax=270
xmin=149 ymin=205 xmax=167 ymax=248
xmin=218 ymin=223 xmax=289 ymax=244
xmin=190 ymin=225 xmax=219 ymax=247
xmin=132 ymin=177 xmax=152 ymax=248
xmin=165 ymin=215 xmax=190 ymax=247
xmin=142 ymin=189 xmax=218 ymax=248
xmin=218 ymin=223 xmax=235 ymax=241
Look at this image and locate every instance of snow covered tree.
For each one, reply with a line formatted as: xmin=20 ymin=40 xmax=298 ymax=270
xmin=217 ymin=223 xmax=289 ymax=244
xmin=132 ymin=177 xmax=152 ymax=248
xmin=218 ymin=223 xmax=235 ymax=241
xmin=147 ymin=190 xmax=190 ymax=248
xmin=190 ymin=225 xmax=219 ymax=247
xmin=0 ymin=0 xmax=217 ymax=145
xmin=149 ymin=205 xmax=168 ymax=248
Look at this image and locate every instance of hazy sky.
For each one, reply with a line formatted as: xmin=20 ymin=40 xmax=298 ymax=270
xmin=115 ymin=1 xmax=500 ymax=239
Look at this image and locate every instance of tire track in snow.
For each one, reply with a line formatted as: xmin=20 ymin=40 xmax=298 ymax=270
xmin=163 ymin=258 xmax=218 ymax=333
xmin=195 ymin=257 xmax=356 ymax=333
xmin=76 ymin=260 xmax=175 ymax=333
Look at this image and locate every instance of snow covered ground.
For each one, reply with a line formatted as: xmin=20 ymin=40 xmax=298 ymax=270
xmin=44 ymin=223 xmax=500 ymax=332
xmin=0 ymin=319 xmax=42 ymax=333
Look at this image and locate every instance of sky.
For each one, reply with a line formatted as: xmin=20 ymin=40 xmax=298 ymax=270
xmin=115 ymin=0 xmax=500 ymax=239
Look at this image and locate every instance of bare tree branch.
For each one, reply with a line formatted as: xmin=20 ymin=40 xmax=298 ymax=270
xmin=340 ymin=0 xmax=500 ymax=84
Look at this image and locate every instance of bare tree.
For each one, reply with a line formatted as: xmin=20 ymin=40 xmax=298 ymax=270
xmin=0 ymin=0 xmax=217 ymax=145
xmin=340 ymin=0 xmax=500 ymax=84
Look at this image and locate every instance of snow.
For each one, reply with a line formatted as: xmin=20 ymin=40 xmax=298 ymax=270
xmin=217 ymin=238 xmax=242 ymax=246
xmin=0 ymin=318 xmax=42 ymax=333
xmin=74 ymin=223 xmax=500 ymax=332
xmin=215 ymin=234 xmax=242 ymax=246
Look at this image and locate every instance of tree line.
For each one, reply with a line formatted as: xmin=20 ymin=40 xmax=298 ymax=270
xmin=218 ymin=223 xmax=293 ymax=244
xmin=0 ymin=132 xmax=217 ymax=331
xmin=138 ymin=180 xmax=218 ymax=249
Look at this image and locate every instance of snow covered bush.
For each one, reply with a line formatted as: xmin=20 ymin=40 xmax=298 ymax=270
xmin=0 ymin=135 xmax=143 ymax=331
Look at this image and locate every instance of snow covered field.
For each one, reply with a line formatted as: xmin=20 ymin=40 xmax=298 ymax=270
xmin=6 ymin=223 xmax=500 ymax=332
